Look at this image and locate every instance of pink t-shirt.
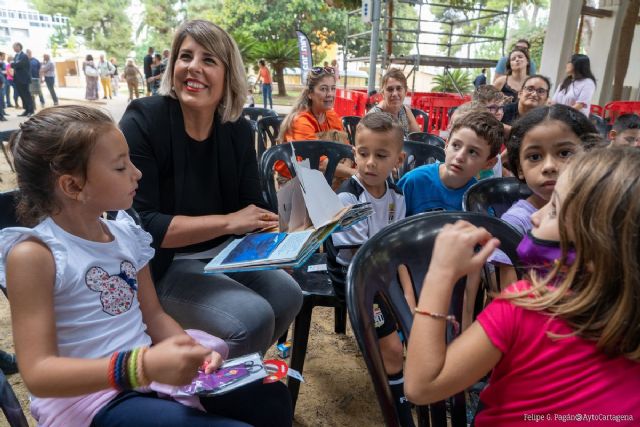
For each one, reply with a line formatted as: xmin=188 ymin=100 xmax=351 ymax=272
xmin=475 ymin=281 xmax=640 ymax=427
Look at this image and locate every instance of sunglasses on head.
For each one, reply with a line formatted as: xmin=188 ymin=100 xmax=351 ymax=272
xmin=311 ymin=66 xmax=335 ymax=75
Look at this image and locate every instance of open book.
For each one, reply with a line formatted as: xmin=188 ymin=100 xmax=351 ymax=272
xmin=204 ymin=149 xmax=372 ymax=274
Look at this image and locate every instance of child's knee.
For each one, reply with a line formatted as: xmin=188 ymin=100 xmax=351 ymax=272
xmin=379 ymin=333 xmax=405 ymax=374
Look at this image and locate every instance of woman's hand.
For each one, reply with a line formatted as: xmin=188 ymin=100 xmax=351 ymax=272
xmin=427 ymin=221 xmax=500 ymax=284
xmin=144 ymin=335 xmax=212 ymax=386
xmin=225 ymin=204 xmax=279 ymax=235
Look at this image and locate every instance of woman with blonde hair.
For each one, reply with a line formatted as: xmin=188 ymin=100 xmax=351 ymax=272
xmin=368 ymin=68 xmax=420 ymax=136
xmin=120 ymin=20 xmax=302 ymax=375
xmin=277 ymin=67 xmax=353 ymax=179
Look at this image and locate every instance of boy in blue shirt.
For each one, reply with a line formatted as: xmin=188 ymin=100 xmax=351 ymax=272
xmin=398 ymin=111 xmax=504 ymax=215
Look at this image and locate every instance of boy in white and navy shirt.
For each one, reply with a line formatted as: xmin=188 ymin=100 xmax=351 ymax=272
xmin=326 ymin=112 xmax=415 ymax=427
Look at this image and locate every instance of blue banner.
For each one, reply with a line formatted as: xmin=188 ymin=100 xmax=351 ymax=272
xmin=296 ymin=30 xmax=313 ymax=86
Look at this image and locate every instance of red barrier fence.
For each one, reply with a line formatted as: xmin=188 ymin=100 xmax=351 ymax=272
xmin=603 ymin=101 xmax=640 ymax=125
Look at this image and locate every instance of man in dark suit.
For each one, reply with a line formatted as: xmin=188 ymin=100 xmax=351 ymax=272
xmin=11 ymin=42 xmax=34 ymax=117
xmin=143 ymin=46 xmax=154 ymax=97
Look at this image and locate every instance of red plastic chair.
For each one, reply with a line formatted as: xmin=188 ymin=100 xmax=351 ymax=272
xmin=603 ymin=101 xmax=640 ymax=124
xmin=590 ymin=104 xmax=603 ymax=116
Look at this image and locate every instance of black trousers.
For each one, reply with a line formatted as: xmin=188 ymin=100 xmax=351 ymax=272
xmin=14 ymin=82 xmax=33 ymax=114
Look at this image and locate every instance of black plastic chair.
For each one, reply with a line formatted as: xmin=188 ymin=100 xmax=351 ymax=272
xmin=242 ymin=107 xmax=278 ymax=123
xmin=0 ymin=130 xmax=17 ymax=173
xmin=259 ymin=140 xmax=354 ymax=410
xmin=589 ymin=113 xmax=610 ymax=138
xmin=399 ymin=140 xmax=445 ymax=179
xmin=346 ymin=211 xmax=523 ymax=427
xmin=407 ymin=131 xmax=445 ymax=148
xmin=0 ymin=190 xmax=33 ymax=427
xmin=462 ymin=177 xmax=533 ymax=219
xmin=341 ymin=116 xmax=361 ymax=146
xmin=410 ymin=108 xmax=429 ymax=132
xmin=256 ymin=115 xmax=283 ymax=159
xmin=259 ymin=140 xmax=355 ymax=211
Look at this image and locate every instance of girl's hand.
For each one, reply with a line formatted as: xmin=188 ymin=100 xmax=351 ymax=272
xmin=203 ymin=351 xmax=224 ymax=374
xmin=144 ymin=335 xmax=212 ymax=386
xmin=428 ymin=221 xmax=500 ymax=283
xmin=225 ymin=204 xmax=279 ymax=234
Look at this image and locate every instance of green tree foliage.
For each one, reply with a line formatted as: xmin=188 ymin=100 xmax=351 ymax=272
xmin=137 ymin=0 xmax=181 ymax=54
xmin=345 ymin=2 xmax=418 ymax=59
xmin=253 ymin=39 xmax=299 ymax=96
xmin=33 ymin=0 xmax=133 ymax=60
xmin=430 ymin=69 xmax=473 ymax=93
xmin=431 ymin=0 xmax=547 ymax=66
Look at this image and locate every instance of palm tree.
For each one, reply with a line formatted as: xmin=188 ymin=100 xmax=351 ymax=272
xmin=253 ymin=39 xmax=299 ymax=96
xmin=231 ymin=31 xmax=258 ymax=73
xmin=430 ymin=69 xmax=473 ymax=94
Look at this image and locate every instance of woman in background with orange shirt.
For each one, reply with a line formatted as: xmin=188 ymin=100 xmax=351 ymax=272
xmin=256 ymin=59 xmax=273 ymax=109
xmin=277 ymin=67 xmax=353 ymax=180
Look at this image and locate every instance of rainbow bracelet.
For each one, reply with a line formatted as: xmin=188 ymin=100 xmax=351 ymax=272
xmin=136 ymin=347 xmax=149 ymax=387
xmin=128 ymin=348 xmax=139 ymax=389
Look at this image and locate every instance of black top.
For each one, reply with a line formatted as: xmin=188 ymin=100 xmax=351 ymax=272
xmin=11 ymin=51 xmax=30 ymax=84
xmin=500 ymin=76 xmax=519 ymax=103
xmin=501 ymin=102 xmax=520 ymax=125
xmin=119 ymin=95 xmax=265 ymax=280
xmin=143 ymin=54 xmax=153 ymax=77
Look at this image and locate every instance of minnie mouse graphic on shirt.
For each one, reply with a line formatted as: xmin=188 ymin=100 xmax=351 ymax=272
xmin=85 ymin=261 xmax=138 ymax=316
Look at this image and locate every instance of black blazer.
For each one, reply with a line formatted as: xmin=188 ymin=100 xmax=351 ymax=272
xmin=119 ymin=96 xmax=265 ymax=280
xmin=11 ymin=51 xmax=30 ymax=84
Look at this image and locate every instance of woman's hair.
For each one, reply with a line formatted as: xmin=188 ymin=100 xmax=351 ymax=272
xmin=559 ymin=54 xmax=596 ymax=93
xmin=506 ymin=104 xmax=601 ymax=180
xmin=505 ymin=47 xmax=531 ymax=76
xmin=509 ymin=147 xmax=640 ymax=361
xmin=9 ymin=106 xmax=115 ymax=226
xmin=159 ymin=19 xmax=247 ymax=123
xmin=85 ymin=54 xmax=93 ymax=62
xmin=380 ymin=68 xmax=408 ymax=90
xmin=277 ymin=69 xmax=336 ymax=143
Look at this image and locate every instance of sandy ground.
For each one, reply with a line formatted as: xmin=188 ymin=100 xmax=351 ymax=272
xmin=0 ymin=96 xmax=385 ymax=426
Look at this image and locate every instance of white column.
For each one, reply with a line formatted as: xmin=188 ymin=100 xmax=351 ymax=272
xmin=539 ymin=0 xmax=582 ymax=93
xmin=587 ymin=1 xmax=628 ymax=104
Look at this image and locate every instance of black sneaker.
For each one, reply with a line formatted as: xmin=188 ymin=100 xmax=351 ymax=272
xmin=0 ymin=350 xmax=18 ymax=375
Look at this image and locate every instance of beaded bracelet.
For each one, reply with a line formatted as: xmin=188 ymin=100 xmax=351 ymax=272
xmin=414 ymin=308 xmax=460 ymax=335
xmin=108 ymin=347 xmax=151 ymax=391
xmin=128 ymin=348 xmax=140 ymax=389
xmin=117 ymin=351 xmax=129 ymax=390
xmin=136 ymin=347 xmax=149 ymax=387
xmin=108 ymin=352 xmax=119 ymax=389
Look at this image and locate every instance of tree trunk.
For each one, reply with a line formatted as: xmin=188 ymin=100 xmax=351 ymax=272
xmin=274 ymin=65 xmax=287 ymax=96
xmin=612 ymin=0 xmax=640 ymax=100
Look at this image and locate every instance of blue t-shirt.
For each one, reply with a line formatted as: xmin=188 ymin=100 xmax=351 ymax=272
xmin=397 ymin=163 xmax=477 ymax=216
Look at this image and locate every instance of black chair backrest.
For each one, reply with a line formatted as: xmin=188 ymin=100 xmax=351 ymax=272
xmin=589 ymin=113 xmax=610 ymax=137
xmin=407 ymin=131 xmax=445 ymax=148
xmin=399 ymin=140 xmax=445 ymax=179
xmin=242 ymin=107 xmax=278 ymax=123
xmin=259 ymin=140 xmax=354 ymax=211
xmin=410 ymin=108 xmax=429 ymax=131
xmin=346 ymin=211 xmax=523 ymax=427
xmin=462 ymin=177 xmax=533 ymax=219
xmin=256 ymin=115 xmax=283 ymax=159
xmin=341 ymin=116 xmax=361 ymax=146
xmin=0 ymin=190 xmax=19 ymax=229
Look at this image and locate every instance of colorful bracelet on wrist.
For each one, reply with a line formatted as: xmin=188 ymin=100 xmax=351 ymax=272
xmin=108 ymin=346 xmax=150 ymax=391
xmin=414 ymin=308 xmax=460 ymax=335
